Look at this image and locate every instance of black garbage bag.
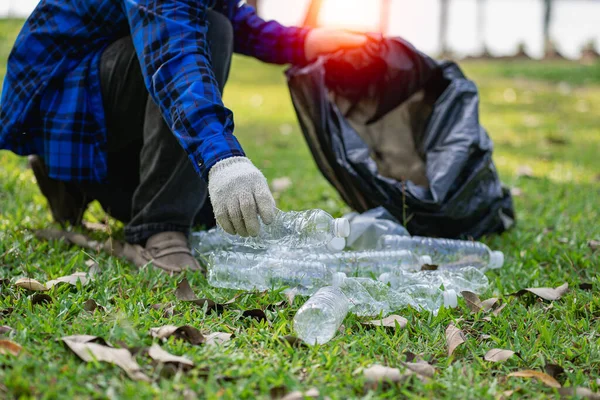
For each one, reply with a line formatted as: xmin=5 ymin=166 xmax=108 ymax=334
xmin=286 ymin=36 xmax=515 ymax=239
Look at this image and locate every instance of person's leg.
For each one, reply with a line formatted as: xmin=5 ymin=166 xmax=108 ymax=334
xmin=126 ymin=10 xmax=234 ymax=245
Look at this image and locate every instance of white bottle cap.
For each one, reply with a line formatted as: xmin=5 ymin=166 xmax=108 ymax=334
xmin=443 ymin=289 xmax=458 ymax=308
xmin=333 ymin=218 xmax=351 ymax=238
xmin=420 ymin=255 xmax=433 ymax=266
xmin=489 ymin=251 xmax=504 ymax=269
xmin=327 ymin=237 xmax=346 ymax=252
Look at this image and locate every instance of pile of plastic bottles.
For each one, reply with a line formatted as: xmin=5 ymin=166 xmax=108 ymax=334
xmin=192 ymin=207 xmax=504 ymax=345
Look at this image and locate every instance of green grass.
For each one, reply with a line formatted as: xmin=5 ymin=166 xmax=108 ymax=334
xmin=1 ymin=19 xmax=600 ymax=399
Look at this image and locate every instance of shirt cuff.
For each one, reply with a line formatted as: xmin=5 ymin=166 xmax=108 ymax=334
xmin=283 ymin=26 xmax=312 ymax=66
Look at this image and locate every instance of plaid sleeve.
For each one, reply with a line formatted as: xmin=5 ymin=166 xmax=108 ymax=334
xmin=232 ymin=3 xmax=311 ymax=66
xmin=124 ymin=0 xmax=245 ymax=180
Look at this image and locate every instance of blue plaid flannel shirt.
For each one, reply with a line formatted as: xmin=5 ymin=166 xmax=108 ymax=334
xmin=0 ymin=0 xmax=309 ymax=182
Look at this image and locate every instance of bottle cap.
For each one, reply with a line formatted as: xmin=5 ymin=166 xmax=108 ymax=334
xmin=420 ymin=255 xmax=433 ymax=266
xmin=334 ymin=218 xmax=351 ymax=238
xmin=443 ymin=289 xmax=458 ymax=308
xmin=489 ymin=251 xmax=504 ymax=269
xmin=327 ymin=237 xmax=346 ymax=252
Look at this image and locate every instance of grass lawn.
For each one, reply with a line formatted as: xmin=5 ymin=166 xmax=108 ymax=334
xmin=1 ymin=18 xmax=599 ymax=399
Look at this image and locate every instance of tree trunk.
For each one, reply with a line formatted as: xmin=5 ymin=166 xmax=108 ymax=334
xmin=543 ymin=0 xmax=553 ymax=47
xmin=380 ymin=0 xmax=392 ymax=35
xmin=246 ymin=0 xmax=260 ymax=15
xmin=439 ymin=0 xmax=451 ymax=56
xmin=303 ymin=0 xmax=324 ymax=28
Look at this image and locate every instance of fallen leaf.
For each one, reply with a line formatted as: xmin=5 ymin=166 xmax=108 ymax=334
xmin=31 ymin=293 xmax=53 ymax=306
xmin=511 ymin=283 xmax=569 ymax=301
xmin=421 ymin=264 xmax=439 ymax=271
xmin=151 ymin=303 xmax=177 ymax=318
xmin=493 ymin=303 xmax=507 ymax=317
xmin=480 ymin=334 xmax=492 ymax=340
xmin=148 ymin=343 xmax=193 ymax=369
xmin=83 ymin=299 xmax=106 ymax=313
xmin=241 ymin=309 xmax=268 ymax=322
xmin=46 ymin=272 xmax=92 ymax=289
xmin=588 ymin=240 xmax=599 ymax=251
xmin=15 ymin=278 xmax=48 ymax=291
xmin=175 ymin=279 xmax=222 ymax=313
xmin=0 ymin=326 xmax=13 ymax=335
xmin=362 ymin=315 xmax=408 ymax=330
xmin=579 ymin=283 xmax=593 ymax=291
xmin=204 ymin=332 xmax=232 ymax=347
xmin=484 ymin=349 xmax=515 ymax=362
xmin=62 ymin=336 xmax=150 ymax=381
xmin=544 ymin=363 xmax=565 ymax=379
xmin=446 ymin=324 xmax=466 ymax=356
xmin=402 ymin=360 xmax=436 ymax=378
xmin=150 ymin=325 xmax=205 ymax=345
xmin=461 ymin=291 xmax=483 ymax=312
xmin=481 ymin=298 xmax=500 ymax=311
xmin=508 ymin=370 xmax=561 ymax=388
xmin=482 ymin=316 xmax=492 ymax=322
xmin=285 ymin=288 xmax=298 ymax=305
xmin=279 ymin=335 xmax=307 ymax=348
xmin=558 ymin=387 xmax=600 ymax=399
xmin=363 ymin=364 xmax=403 ymax=383
xmin=280 ymin=388 xmax=322 ymax=400
xmin=0 ymin=339 xmax=22 ymax=356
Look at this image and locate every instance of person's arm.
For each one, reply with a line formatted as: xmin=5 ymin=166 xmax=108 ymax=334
xmin=231 ymin=4 xmax=311 ymax=65
xmin=124 ymin=0 xmax=244 ymax=179
xmin=231 ymin=3 xmax=368 ymax=65
xmin=124 ymin=0 xmax=275 ymax=237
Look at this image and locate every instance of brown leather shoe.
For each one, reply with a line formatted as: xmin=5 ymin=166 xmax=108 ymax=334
xmin=141 ymin=232 xmax=203 ymax=273
xmin=28 ymin=155 xmax=87 ymax=226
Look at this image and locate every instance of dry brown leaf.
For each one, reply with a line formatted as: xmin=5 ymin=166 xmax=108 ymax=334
xmin=589 ymin=240 xmax=600 ymax=252
xmin=421 ymin=264 xmax=439 ymax=271
xmin=83 ymin=299 xmax=106 ymax=313
xmin=62 ymin=336 xmax=150 ymax=381
xmin=363 ymin=364 xmax=403 ymax=383
xmin=15 ymin=278 xmax=48 ymax=291
xmin=147 ymin=343 xmax=193 ymax=369
xmin=446 ymin=324 xmax=466 ymax=356
xmin=0 ymin=339 xmax=22 ymax=356
xmin=558 ymin=387 xmax=600 ymax=399
xmin=493 ymin=303 xmax=507 ymax=317
xmin=175 ymin=279 xmax=223 ymax=313
xmin=280 ymin=388 xmax=322 ymax=400
xmin=204 ymin=332 xmax=232 ymax=347
xmin=362 ymin=315 xmax=408 ymax=330
xmin=461 ymin=291 xmax=483 ymax=312
xmin=1 ymin=308 xmax=14 ymax=317
xmin=149 ymin=325 xmax=205 ymax=345
xmin=484 ymin=349 xmax=515 ymax=362
xmin=0 ymin=326 xmax=14 ymax=335
xmin=511 ymin=283 xmax=569 ymax=301
xmin=241 ymin=309 xmax=268 ymax=322
xmin=46 ymin=272 xmax=91 ymax=289
xmin=31 ymin=293 xmax=53 ymax=306
xmin=402 ymin=360 xmax=436 ymax=378
xmin=508 ymin=370 xmax=561 ymax=388
xmin=481 ymin=298 xmax=500 ymax=311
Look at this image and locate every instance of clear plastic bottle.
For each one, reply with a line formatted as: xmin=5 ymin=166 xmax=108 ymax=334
xmin=219 ymin=209 xmax=350 ymax=249
xmin=305 ymin=250 xmax=433 ymax=276
xmin=190 ymin=228 xmax=233 ymax=255
xmin=293 ymin=286 xmax=349 ymax=345
xmin=376 ymin=235 xmax=504 ymax=270
xmin=379 ymin=266 xmax=489 ymax=296
xmin=207 ymin=251 xmax=333 ymax=294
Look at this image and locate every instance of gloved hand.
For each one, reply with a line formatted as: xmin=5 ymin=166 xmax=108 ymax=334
xmin=208 ymin=157 xmax=276 ymax=237
xmin=304 ymin=28 xmax=368 ymax=62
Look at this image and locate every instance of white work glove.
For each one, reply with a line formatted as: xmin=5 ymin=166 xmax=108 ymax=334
xmin=208 ymin=157 xmax=276 ymax=237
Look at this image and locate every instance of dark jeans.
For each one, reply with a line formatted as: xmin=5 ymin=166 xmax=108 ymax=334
xmin=78 ymin=10 xmax=232 ymax=245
